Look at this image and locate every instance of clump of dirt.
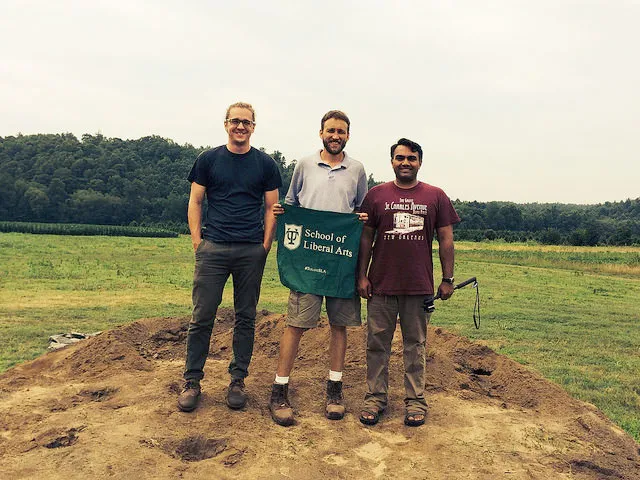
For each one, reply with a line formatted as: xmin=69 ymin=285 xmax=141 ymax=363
xmin=30 ymin=426 xmax=86 ymax=451
xmin=76 ymin=387 xmax=119 ymax=402
xmin=42 ymin=428 xmax=82 ymax=449
xmin=0 ymin=311 xmax=637 ymax=479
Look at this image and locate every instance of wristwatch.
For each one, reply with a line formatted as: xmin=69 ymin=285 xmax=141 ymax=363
xmin=442 ymin=277 xmax=454 ymax=284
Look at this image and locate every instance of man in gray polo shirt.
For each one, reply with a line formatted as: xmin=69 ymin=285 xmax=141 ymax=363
xmin=269 ymin=110 xmax=368 ymax=426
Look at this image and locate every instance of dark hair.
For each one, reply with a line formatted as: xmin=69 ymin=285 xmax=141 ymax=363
xmin=390 ymin=138 xmax=422 ymax=161
xmin=320 ymin=110 xmax=350 ymax=132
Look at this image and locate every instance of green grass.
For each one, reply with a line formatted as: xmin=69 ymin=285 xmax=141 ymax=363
xmin=0 ymin=232 xmax=638 ymax=441
xmin=432 ymin=251 xmax=640 ymax=441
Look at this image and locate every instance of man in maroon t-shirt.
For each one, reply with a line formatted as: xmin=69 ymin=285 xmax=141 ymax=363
xmin=357 ymin=137 xmax=460 ymax=427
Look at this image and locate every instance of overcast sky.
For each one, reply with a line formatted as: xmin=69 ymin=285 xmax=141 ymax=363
xmin=1 ymin=1 xmax=638 ymax=204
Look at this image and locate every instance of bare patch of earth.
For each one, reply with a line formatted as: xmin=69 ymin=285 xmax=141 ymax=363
xmin=0 ymin=309 xmax=638 ymax=479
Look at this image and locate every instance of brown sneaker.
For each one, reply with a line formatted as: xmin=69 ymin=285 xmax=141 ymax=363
xmin=326 ymin=380 xmax=345 ymax=420
xmin=177 ymin=380 xmax=201 ymax=412
xmin=226 ymin=377 xmax=248 ymax=410
xmin=269 ymin=383 xmax=294 ymax=426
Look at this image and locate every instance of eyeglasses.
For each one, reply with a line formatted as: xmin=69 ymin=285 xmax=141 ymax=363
xmin=226 ymin=118 xmax=255 ymax=127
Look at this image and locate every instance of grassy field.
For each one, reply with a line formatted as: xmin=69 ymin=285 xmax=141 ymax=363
xmin=0 ymin=233 xmax=638 ymax=441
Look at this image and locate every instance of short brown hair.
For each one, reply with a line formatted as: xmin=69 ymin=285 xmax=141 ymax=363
xmin=226 ymin=102 xmax=255 ymax=121
xmin=320 ymin=110 xmax=350 ymax=132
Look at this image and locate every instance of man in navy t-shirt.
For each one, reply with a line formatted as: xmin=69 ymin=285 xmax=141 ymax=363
xmin=178 ymin=102 xmax=282 ymax=413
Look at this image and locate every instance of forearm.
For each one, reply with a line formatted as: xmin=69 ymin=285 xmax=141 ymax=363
xmin=188 ymin=201 xmax=203 ymax=244
xmin=435 ymin=225 xmax=455 ymax=299
xmin=263 ymin=208 xmax=276 ymax=246
xmin=439 ymin=239 xmax=454 ymax=278
xmin=437 ymin=226 xmax=455 ymax=278
xmin=263 ymin=189 xmax=279 ymax=250
xmin=357 ymin=228 xmax=374 ymax=278
xmin=187 ymin=183 xmax=206 ymax=249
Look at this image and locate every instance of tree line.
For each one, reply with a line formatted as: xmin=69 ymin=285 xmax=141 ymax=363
xmin=1 ymin=133 xmax=638 ymax=245
xmin=452 ymin=200 xmax=639 ymax=246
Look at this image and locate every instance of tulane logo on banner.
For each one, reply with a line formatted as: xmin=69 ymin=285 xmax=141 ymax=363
xmin=283 ymin=224 xmax=302 ymax=250
xmin=277 ymin=205 xmax=363 ymax=298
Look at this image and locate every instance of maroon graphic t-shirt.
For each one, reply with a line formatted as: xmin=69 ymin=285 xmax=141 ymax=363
xmin=360 ymin=181 xmax=460 ymax=295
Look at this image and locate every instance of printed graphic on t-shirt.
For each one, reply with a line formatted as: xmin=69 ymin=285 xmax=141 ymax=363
xmin=386 ymin=212 xmax=424 ymax=234
xmin=383 ymin=197 xmax=427 ymax=241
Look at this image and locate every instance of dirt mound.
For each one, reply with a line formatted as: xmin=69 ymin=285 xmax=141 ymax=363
xmin=0 ymin=309 xmax=638 ymax=479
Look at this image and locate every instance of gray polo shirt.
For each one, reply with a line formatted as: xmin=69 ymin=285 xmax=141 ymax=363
xmin=284 ymin=150 xmax=368 ymax=214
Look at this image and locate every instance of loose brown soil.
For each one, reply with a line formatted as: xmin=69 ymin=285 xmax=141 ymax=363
xmin=0 ymin=309 xmax=638 ymax=479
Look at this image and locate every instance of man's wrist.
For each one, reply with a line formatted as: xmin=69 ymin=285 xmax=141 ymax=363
xmin=441 ymin=277 xmax=454 ymax=284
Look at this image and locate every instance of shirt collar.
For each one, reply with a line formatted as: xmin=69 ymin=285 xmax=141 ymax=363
xmin=316 ymin=149 xmax=350 ymax=169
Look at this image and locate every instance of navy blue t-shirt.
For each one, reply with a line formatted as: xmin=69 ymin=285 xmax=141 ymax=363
xmin=187 ymin=146 xmax=282 ymax=243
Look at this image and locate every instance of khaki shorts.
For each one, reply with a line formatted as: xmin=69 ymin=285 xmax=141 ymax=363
xmin=286 ymin=291 xmax=362 ymax=328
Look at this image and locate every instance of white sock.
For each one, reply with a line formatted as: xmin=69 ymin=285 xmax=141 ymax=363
xmin=275 ymin=375 xmax=289 ymax=385
xmin=329 ymin=370 xmax=342 ymax=382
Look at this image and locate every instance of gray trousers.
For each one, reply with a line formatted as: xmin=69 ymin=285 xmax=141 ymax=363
xmin=184 ymin=240 xmax=267 ymax=381
xmin=364 ymin=295 xmax=431 ymax=413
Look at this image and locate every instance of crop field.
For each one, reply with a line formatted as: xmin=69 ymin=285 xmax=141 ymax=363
xmin=0 ymin=221 xmax=178 ymax=237
xmin=0 ymin=232 xmax=638 ymax=441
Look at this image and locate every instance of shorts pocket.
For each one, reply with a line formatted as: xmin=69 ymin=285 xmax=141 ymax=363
xmin=288 ymin=291 xmax=300 ymax=315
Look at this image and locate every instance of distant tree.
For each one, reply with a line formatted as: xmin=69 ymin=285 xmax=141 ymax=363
xmin=540 ymin=228 xmax=564 ymax=245
xmin=499 ymin=204 xmax=523 ymax=230
xmin=367 ymin=174 xmax=382 ymax=190
xmin=66 ymin=190 xmax=123 ymax=224
xmin=24 ymin=186 xmax=49 ymax=220
xmin=483 ymin=229 xmax=497 ymax=241
xmin=485 ymin=203 xmax=506 ymax=230
xmin=265 ymin=149 xmax=296 ymax=200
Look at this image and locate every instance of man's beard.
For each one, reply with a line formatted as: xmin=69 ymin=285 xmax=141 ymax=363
xmin=323 ymin=138 xmax=346 ymax=155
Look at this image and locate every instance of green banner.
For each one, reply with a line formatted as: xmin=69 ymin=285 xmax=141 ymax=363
xmin=277 ymin=205 xmax=363 ymax=298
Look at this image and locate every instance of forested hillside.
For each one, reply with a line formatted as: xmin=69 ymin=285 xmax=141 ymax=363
xmin=0 ymin=133 xmax=299 ymax=230
xmin=453 ymin=200 xmax=640 ymax=245
xmin=1 ymin=133 xmax=638 ymax=245
xmin=0 ymin=133 xmax=197 ymax=227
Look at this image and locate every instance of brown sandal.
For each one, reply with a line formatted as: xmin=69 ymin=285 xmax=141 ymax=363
xmin=404 ymin=411 xmax=426 ymax=427
xmin=359 ymin=406 xmax=384 ymax=425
